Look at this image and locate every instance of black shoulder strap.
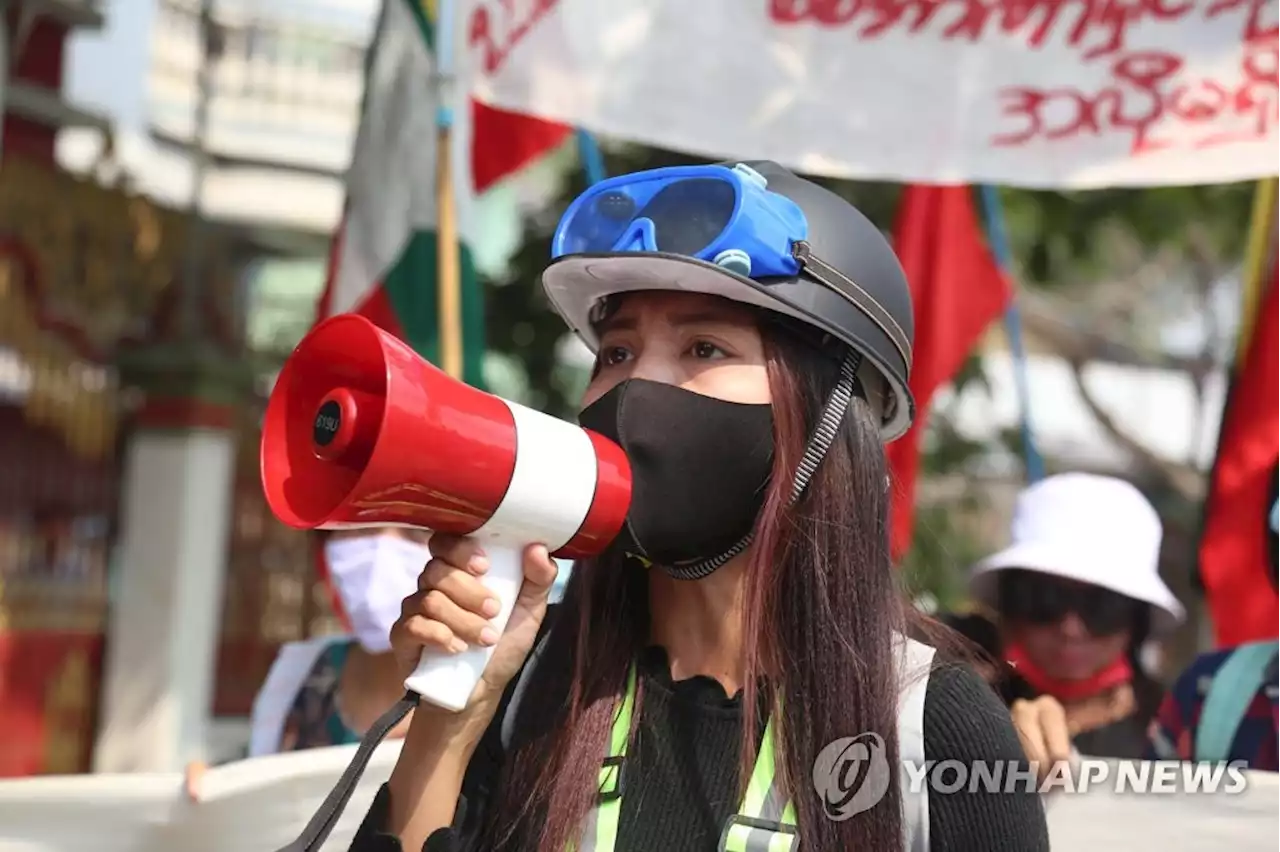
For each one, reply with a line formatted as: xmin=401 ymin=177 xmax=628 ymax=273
xmin=273 ymin=693 xmax=416 ymax=852
xmin=272 ymin=605 xmax=563 ymax=851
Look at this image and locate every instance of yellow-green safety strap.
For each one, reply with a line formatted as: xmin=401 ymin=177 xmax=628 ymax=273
xmin=577 ymin=668 xmax=798 ymax=852
xmin=721 ymin=715 xmax=799 ymax=852
xmin=570 ymin=663 xmax=636 ymax=852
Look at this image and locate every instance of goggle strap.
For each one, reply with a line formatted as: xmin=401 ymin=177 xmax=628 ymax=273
xmin=792 ymin=241 xmax=913 ymax=373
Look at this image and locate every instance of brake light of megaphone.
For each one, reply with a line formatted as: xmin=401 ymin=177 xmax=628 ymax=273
xmin=260 ymin=314 xmax=632 ymax=712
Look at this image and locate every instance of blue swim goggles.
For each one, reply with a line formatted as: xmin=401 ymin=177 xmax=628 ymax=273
xmin=550 ymin=163 xmax=808 ymax=280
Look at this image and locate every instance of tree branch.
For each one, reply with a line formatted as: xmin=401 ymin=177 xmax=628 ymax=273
xmin=1184 ymin=222 xmax=1222 ymax=468
xmin=1064 ymin=357 xmax=1205 ymax=501
xmin=1018 ymin=290 xmax=1216 ymax=378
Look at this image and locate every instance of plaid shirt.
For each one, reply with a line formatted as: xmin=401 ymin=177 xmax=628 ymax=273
xmin=1146 ymin=647 xmax=1279 ymax=771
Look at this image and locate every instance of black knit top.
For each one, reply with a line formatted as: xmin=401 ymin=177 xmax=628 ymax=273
xmin=349 ymin=634 xmax=1049 ymax=852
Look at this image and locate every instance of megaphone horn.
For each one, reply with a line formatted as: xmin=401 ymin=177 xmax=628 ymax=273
xmin=261 ymin=314 xmax=631 ymax=710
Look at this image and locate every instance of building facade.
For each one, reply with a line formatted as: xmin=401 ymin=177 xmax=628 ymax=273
xmin=0 ymin=0 xmax=157 ymax=778
xmin=145 ymin=0 xmax=375 ymax=242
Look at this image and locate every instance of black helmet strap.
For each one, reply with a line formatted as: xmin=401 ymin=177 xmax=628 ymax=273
xmin=660 ymin=347 xmax=863 ymax=581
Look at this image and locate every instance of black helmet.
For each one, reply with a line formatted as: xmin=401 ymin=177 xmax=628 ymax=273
xmin=541 ymin=160 xmax=916 ymax=441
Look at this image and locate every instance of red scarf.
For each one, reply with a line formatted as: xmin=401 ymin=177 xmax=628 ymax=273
xmin=1005 ymin=643 xmax=1133 ymax=703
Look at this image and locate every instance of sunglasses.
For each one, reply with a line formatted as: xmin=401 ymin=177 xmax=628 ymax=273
xmin=997 ymin=570 xmax=1139 ymax=636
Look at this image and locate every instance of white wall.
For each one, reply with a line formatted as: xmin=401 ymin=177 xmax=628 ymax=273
xmin=942 ymin=351 xmax=1226 ymax=471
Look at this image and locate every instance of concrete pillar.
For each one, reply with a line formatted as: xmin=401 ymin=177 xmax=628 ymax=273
xmin=93 ymin=355 xmax=243 ymax=773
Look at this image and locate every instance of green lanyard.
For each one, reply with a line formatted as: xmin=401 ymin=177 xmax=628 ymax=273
xmin=574 ymin=665 xmax=800 ymax=852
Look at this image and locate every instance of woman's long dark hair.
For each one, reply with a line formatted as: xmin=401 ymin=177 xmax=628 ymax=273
xmin=480 ymin=322 xmax=912 ymax=851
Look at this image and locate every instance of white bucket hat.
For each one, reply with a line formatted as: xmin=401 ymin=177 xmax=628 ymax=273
xmin=970 ymin=472 xmax=1186 ymax=636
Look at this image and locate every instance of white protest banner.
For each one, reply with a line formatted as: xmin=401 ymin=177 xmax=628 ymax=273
xmin=0 ymin=739 xmax=401 ymax=852
xmin=466 ymin=0 xmax=1278 ymax=189
xmin=0 ymin=749 xmax=1275 ymax=851
xmin=1044 ymin=759 xmax=1280 ymax=850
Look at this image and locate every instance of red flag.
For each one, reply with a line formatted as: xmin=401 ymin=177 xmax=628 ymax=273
xmin=1201 ymin=267 xmax=1279 ymax=646
xmin=887 ymin=186 xmax=1012 ymax=559
xmin=472 ymin=101 xmax=571 ymax=194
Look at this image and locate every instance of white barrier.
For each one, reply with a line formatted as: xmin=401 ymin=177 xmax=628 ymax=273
xmin=0 ymin=751 xmax=1275 ymax=851
xmin=1046 ymin=759 xmax=1279 ymax=851
xmin=0 ymin=741 xmax=402 ymax=852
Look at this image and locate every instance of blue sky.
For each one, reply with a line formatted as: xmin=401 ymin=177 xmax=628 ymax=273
xmin=63 ymin=0 xmax=154 ymax=131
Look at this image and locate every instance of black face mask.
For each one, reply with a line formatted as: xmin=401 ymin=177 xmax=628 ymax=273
xmin=577 ymin=379 xmax=775 ymax=570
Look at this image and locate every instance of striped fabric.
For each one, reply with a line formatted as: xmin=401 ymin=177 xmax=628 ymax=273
xmin=1147 ymin=645 xmax=1279 ymax=771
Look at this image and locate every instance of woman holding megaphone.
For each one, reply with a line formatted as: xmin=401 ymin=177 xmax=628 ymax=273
xmin=343 ymin=162 xmax=1050 ymax=852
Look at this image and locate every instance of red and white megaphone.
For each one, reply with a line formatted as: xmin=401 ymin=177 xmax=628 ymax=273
xmin=261 ymin=314 xmax=631 ymax=712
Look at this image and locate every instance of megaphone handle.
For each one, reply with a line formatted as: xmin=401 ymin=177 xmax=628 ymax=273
xmin=404 ymin=543 xmax=524 ymax=711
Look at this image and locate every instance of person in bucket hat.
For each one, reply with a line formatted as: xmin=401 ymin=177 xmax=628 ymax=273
xmin=954 ymin=472 xmax=1185 ymax=765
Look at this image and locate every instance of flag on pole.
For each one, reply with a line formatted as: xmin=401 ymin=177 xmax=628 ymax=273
xmin=310 ymin=0 xmax=568 ymax=628
xmin=315 ymin=0 xmax=569 ymax=388
xmin=886 ymin=186 xmax=1012 ymax=559
xmin=1200 ymin=261 xmax=1279 ymax=647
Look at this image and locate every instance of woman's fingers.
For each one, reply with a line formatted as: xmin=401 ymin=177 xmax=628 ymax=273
xmin=396 ymin=588 xmax=498 ymax=649
xmin=1037 ymin=696 xmax=1073 ymax=764
xmin=428 ymin=534 xmax=490 ymax=576
xmin=1011 ymin=696 xmax=1073 ymax=785
xmin=392 ymin=542 xmax=509 ymax=672
xmin=505 ymin=544 xmax=559 ymax=618
xmin=420 ymin=588 xmax=498 ymax=646
xmin=423 ymin=537 xmax=558 ymax=607
xmin=1011 ymin=699 xmax=1049 ymax=770
xmin=394 ymin=612 xmax=465 ymax=655
xmin=416 ymin=558 xmax=502 ymax=615
xmin=395 ymin=536 xmax=561 ymax=705
xmin=518 ymin=545 xmax=559 ymax=599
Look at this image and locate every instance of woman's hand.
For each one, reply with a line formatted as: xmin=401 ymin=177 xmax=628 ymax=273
xmin=391 ymin=535 xmax=559 ymax=733
xmin=1011 ymin=695 xmax=1073 ymax=786
xmin=386 ymin=536 xmax=558 ymax=847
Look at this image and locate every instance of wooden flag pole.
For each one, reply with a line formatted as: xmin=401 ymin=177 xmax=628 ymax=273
xmin=1237 ymin=177 xmax=1277 ymax=367
xmin=436 ymin=123 xmax=463 ymax=380
xmin=430 ymin=0 xmax=464 ymax=380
